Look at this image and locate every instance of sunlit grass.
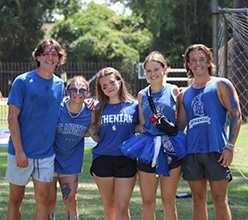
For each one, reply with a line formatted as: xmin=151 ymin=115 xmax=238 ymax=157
xmin=0 ymin=123 xmax=248 ymax=219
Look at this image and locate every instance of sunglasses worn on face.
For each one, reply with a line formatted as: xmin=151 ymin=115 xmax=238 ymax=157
xmin=68 ymin=88 xmax=88 ymax=96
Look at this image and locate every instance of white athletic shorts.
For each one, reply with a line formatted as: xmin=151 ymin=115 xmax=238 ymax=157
xmin=5 ymin=153 xmax=55 ymax=186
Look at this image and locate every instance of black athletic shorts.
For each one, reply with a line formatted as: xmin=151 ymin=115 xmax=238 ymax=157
xmin=90 ymin=155 xmax=137 ymax=178
xmin=137 ymin=159 xmax=182 ymax=173
xmin=182 ymin=152 xmax=232 ymax=182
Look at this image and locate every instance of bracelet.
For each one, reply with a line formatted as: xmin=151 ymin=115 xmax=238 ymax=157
xmin=227 ymin=143 xmax=235 ymax=148
xmin=223 ymin=146 xmax=234 ymax=153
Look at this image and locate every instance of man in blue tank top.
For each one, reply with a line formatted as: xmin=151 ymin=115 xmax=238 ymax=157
xmin=5 ymin=38 xmax=66 ymax=220
xmin=177 ymin=44 xmax=242 ymax=220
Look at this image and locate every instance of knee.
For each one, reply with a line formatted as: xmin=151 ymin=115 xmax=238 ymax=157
xmin=104 ymin=202 xmax=115 ymax=218
xmin=161 ymin=195 xmax=176 ymax=208
xmin=8 ymin=195 xmax=24 ymax=207
xmin=214 ymin=195 xmax=228 ymax=208
xmin=63 ymin=194 xmax=77 ymax=208
xmin=115 ymin=201 xmax=129 ymax=214
xmin=192 ymin=193 xmax=207 ymax=206
xmin=142 ymin=198 xmax=156 ymax=210
xmin=35 ymin=189 xmax=50 ymax=204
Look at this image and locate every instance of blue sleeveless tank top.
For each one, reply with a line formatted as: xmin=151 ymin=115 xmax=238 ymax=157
xmin=141 ymin=84 xmax=176 ymax=136
xmin=183 ymin=79 xmax=228 ymax=153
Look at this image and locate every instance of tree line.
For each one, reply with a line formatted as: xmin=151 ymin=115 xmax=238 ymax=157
xmin=0 ymin=0 xmax=233 ymax=67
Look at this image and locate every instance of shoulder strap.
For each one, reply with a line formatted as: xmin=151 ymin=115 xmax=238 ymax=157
xmin=147 ymin=86 xmax=157 ymax=114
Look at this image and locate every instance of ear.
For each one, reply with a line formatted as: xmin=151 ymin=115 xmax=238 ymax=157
xmin=164 ymin=66 xmax=170 ymax=75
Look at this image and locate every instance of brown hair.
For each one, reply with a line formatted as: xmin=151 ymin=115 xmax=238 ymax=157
xmin=32 ymin=38 xmax=67 ymax=68
xmin=94 ymin=67 xmax=135 ymax=132
xmin=184 ymin=44 xmax=216 ymax=78
xmin=143 ymin=51 xmax=167 ymax=70
xmin=66 ymin=75 xmax=90 ymax=97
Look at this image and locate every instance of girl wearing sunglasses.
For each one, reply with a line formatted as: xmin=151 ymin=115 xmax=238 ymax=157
xmin=49 ymin=75 xmax=93 ymax=220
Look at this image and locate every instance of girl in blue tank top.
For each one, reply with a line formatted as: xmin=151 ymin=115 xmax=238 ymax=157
xmin=121 ymin=51 xmax=186 ymax=219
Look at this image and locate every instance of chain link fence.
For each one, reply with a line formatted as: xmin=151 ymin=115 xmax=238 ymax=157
xmin=217 ymin=10 xmax=248 ymax=120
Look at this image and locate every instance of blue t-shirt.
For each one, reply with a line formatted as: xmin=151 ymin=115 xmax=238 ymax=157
xmin=7 ymin=70 xmax=64 ymax=158
xmin=54 ymin=97 xmax=92 ymax=174
xmin=92 ymin=101 xmax=139 ymax=160
xmin=141 ymin=84 xmax=176 ymax=136
xmin=183 ymin=78 xmax=227 ymax=154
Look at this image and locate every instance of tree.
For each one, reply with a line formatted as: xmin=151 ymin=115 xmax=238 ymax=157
xmin=109 ymin=0 xmax=233 ymax=64
xmin=0 ymin=0 xmax=57 ymax=62
xmin=50 ymin=2 xmax=152 ymax=66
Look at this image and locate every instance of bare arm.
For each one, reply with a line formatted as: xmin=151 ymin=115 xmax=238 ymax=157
xmin=217 ymin=78 xmax=242 ymax=145
xmin=176 ymin=89 xmax=187 ymax=131
xmin=8 ymin=104 xmax=28 ymax=167
xmin=87 ymin=111 xmax=99 ymax=142
xmin=217 ymin=78 xmax=242 ymax=167
xmin=171 ymin=84 xmax=180 ymax=99
xmin=135 ymin=90 xmax=146 ymax=134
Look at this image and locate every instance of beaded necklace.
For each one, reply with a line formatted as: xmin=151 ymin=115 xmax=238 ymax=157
xmin=66 ymin=99 xmax=83 ymax=118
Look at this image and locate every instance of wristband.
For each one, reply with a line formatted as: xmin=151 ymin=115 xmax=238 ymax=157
xmin=223 ymin=146 xmax=234 ymax=153
xmin=227 ymin=143 xmax=235 ymax=148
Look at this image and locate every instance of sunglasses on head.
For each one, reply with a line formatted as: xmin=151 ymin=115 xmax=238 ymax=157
xmin=68 ymin=87 xmax=88 ymax=96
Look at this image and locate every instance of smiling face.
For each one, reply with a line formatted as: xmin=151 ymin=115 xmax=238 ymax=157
xmin=36 ymin=45 xmax=59 ymax=73
xmin=187 ymin=50 xmax=210 ymax=77
xmin=99 ymin=74 xmax=121 ymax=99
xmin=145 ymin=61 xmax=166 ymax=85
xmin=67 ymin=80 xmax=89 ymax=104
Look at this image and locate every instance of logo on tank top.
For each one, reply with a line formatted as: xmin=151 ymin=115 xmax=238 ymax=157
xmin=189 ymin=93 xmax=211 ymax=129
xmin=112 ymin=124 xmax=116 ymax=131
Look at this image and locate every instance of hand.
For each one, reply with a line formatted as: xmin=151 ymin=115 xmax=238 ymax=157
xmin=84 ymin=98 xmax=95 ymax=110
xmin=218 ymin=149 xmax=233 ymax=167
xmin=15 ymin=151 xmax=29 ymax=168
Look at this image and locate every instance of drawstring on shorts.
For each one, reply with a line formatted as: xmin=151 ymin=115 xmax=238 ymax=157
xmin=33 ymin=158 xmax=40 ymax=179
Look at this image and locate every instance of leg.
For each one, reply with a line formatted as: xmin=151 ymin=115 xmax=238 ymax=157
xmin=33 ymin=179 xmax=55 ymax=220
xmin=7 ymin=183 xmax=25 ymax=220
xmin=93 ymin=174 xmax=115 ymax=220
xmin=138 ymin=171 xmax=159 ymax=220
xmin=188 ymin=179 xmax=208 ymax=220
xmin=47 ymin=177 xmax=57 ymax=220
xmin=114 ymin=176 xmax=136 ymax=220
xmin=160 ymin=166 xmax=181 ymax=220
xmin=209 ymin=180 xmax=231 ymax=220
xmin=58 ymin=175 xmax=79 ymax=220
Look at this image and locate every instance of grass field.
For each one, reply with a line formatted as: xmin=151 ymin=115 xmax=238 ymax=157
xmin=0 ymin=123 xmax=247 ymax=219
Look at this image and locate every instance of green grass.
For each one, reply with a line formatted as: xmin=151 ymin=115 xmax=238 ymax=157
xmin=0 ymin=123 xmax=248 ymax=219
xmin=0 ymin=103 xmax=8 ymax=128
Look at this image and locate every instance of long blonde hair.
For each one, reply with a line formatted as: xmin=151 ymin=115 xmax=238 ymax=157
xmin=94 ymin=67 xmax=135 ymax=132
